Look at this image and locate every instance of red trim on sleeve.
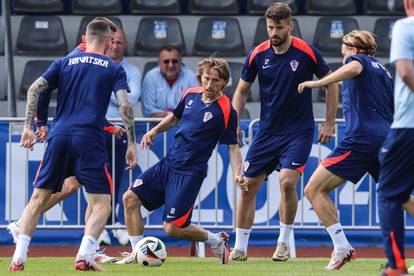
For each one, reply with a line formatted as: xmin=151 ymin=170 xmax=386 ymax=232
xmin=104 ymin=165 xmax=113 ymax=194
xmin=217 ymin=95 xmax=231 ymax=129
xmin=170 ymin=207 xmax=193 ymax=227
xmin=181 ymin=86 xmax=204 ymax=100
xmin=33 ymin=160 xmax=44 ymax=186
xmin=77 ymin=43 xmax=87 ymax=52
xmin=249 ymin=40 xmax=271 ymax=66
xmin=321 ymin=150 xmax=351 ymax=168
xmin=292 ymin=37 xmax=317 ymax=64
xmin=390 ymin=230 xmax=406 ymax=269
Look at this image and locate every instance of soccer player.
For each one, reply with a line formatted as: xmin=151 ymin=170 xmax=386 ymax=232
xmin=230 ymin=2 xmax=338 ymax=261
xmin=117 ymin=58 xmax=242 ymax=265
xmin=298 ymin=30 xmax=393 ymax=270
xmin=9 ymin=20 xmax=137 ymax=271
xmin=378 ymin=0 xmax=414 ymax=275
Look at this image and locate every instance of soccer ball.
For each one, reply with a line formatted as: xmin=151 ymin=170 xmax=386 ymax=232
xmin=134 ymin=237 xmax=167 ymax=267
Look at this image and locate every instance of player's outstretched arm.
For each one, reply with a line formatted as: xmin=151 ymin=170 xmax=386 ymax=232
xmin=116 ymin=89 xmax=137 ymax=169
xmin=140 ymin=113 xmax=179 ymax=149
xmin=21 ymin=77 xmax=49 ymax=150
xmin=232 ymin=79 xmax=252 ymax=144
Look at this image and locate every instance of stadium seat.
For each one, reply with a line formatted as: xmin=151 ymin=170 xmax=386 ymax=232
xmin=247 ymin=0 xmax=298 ymax=15
xmin=15 ymin=16 xmax=67 ymax=56
xmin=317 ymin=63 xmax=342 ymax=103
xmin=0 ymin=18 xmax=4 ymax=55
xmin=373 ymin=18 xmax=399 ymax=57
xmin=71 ymin=0 xmax=122 ymax=15
xmin=188 ymin=0 xmax=239 ymax=15
xmin=134 ymin=17 xmax=185 ymax=56
xmin=193 ymin=17 xmax=245 ymax=57
xmin=305 ymin=0 xmax=356 ymax=15
xmin=13 ymin=0 xmax=64 ymax=13
xmin=240 ymin=108 xmax=251 ymax=119
xmin=76 ymin=16 xmax=122 ymax=45
xmin=142 ymin=61 xmax=158 ymax=80
xmin=129 ymin=0 xmax=180 ymax=14
xmin=223 ymin=62 xmax=252 ymax=101
xmin=252 ymin=17 xmax=301 ymax=47
xmin=19 ymin=60 xmax=54 ymax=100
xmin=364 ymin=0 xmax=404 ymax=15
xmin=313 ymin=17 xmax=359 ymax=56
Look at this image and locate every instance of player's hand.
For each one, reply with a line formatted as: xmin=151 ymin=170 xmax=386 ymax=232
xmin=125 ymin=144 xmax=137 ymax=170
xmin=20 ymin=128 xmax=37 ymax=150
xmin=298 ymin=80 xmax=321 ymax=93
xmin=236 ymin=175 xmax=248 ymax=192
xmin=318 ymin=121 xmax=335 ymax=144
xmin=113 ymin=125 xmax=126 ymax=139
xmin=35 ymin=126 xmax=49 ymax=142
xmin=140 ymin=130 xmax=156 ymax=149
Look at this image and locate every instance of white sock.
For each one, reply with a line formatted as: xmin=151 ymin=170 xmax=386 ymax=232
xmin=205 ymin=231 xmax=221 ymax=248
xmin=129 ymin=235 xmax=143 ymax=251
xmin=277 ymin=222 xmax=293 ymax=244
xmin=234 ymin=228 xmax=251 ymax=253
xmin=77 ymin=235 xmax=97 ymax=257
xmin=326 ymin=223 xmax=351 ymax=251
xmin=13 ymin=234 xmax=31 ymax=262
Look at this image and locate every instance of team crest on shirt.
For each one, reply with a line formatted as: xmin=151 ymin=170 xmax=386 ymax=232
xmin=264 ymin=59 xmax=269 ymax=65
xmin=243 ymin=161 xmax=250 ymax=172
xmin=188 ymin=99 xmax=193 ymax=106
xmin=290 ymin=60 xmax=299 ymax=71
xmin=132 ymin=179 xmax=143 ymax=188
xmin=203 ymin=111 xmax=213 ymax=122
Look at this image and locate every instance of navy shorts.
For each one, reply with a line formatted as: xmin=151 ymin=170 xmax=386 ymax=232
xmin=130 ymin=158 xmax=205 ymax=228
xmin=243 ymin=129 xmax=314 ymax=177
xmin=322 ymin=136 xmax=385 ymax=183
xmin=34 ymin=135 xmax=112 ymax=194
xmin=378 ymin=129 xmax=414 ymax=204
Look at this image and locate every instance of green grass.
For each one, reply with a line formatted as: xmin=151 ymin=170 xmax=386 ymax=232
xmin=0 ymin=257 xmax=388 ymax=275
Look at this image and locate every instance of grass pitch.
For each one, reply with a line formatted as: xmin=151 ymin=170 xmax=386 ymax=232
xmin=0 ymin=257 xmax=387 ymax=275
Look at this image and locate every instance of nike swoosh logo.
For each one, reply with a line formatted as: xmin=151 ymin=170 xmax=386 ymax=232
xmin=292 ymin=162 xmax=301 ymax=166
xmin=166 ymin=215 xmax=175 ymax=218
xmin=262 ymin=65 xmax=271 ymax=69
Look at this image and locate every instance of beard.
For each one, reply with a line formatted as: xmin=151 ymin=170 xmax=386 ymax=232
xmin=270 ymin=33 xmax=289 ymax=47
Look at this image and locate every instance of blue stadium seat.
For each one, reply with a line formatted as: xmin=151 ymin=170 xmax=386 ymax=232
xmin=13 ymin=0 xmax=64 ymax=13
xmin=129 ymin=0 xmax=180 ymax=14
xmin=313 ymin=17 xmax=359 ymax=56
xmin=19 ymin=60 xmax=54 ymax=100
xmin=364 ymin=0 xmax=404 ymax=15
xmin=76 ymin=16 xmax=122 ymax=45
xmin=374 ymin=18 xmax=399 ymax=57
xmin=247 ymin=0 xmax=298 ymax=15
xmin=253 ymin=17 xmax=301 ymax=47
xmin=306 ymin=0 xmax=356 ymax=15
xmin=71 ymin=0 xmax=122 ymax=15
xmin=188 ymin=0 xmax=239 ymax=15
xmin=16 ymin=16 xmax=67 ymax=56
xmin=193 ymin=17 xmax=245 ymax=57
xmin=318 ymin=63 xmax=342 ymax=103
xmin=134 ymin=17 xmax=185 ymax=56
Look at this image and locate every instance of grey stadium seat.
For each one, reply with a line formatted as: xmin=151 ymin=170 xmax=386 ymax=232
xmin=253 ymin=17 xmax=301 ymax=47
xmin=0 ymin=18 xmax=3 ymax=55
xmin=318 ymin=63 xmax=342 ymax=103
xmin=142 ymin=61 xmax=158 ymax=80
xmin=189 ymin=0 xmax=239 ymax=15
xmin=193 ymin=17 xmax=245 ymax=57
xmin=76 ymin=16 xmax=122 ymax=45
xmin=19 ymin=60 xmax=54 ymax=100
xmin=306 ymin=0 xmax=356 ymax=15
xmin=364 ymin=0 xmax=404 ymax=15
xmin=223 ymin=62 xmax=252 ymax=102
xmin=247 ymin=0 xmax=298 ymax=15
xmin=134 ymin=17 xmax=185 ymax=56
xmin=71 ymin=0 xmax=122 ymax=15
xmin=373 ymin=18 xmax=400 ymax=57
xmin=15 ymin=16 xmax=67 ymax=56
xmin=13 ymin=0 xmax=64 ymax=13
xmin=313 ymin=17 xmax=359 ymax=57
xmin=129 ymin=0 xmax=180 ymax=14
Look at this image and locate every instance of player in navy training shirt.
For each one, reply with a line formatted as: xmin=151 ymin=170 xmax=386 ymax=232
xmin=10 ymin=20 xmax=137 ymax=272
xmin=230 ymin=3 xmax=339 ymax=261
xmin=118 ymin=58 xmax=242 ymax=265
xmin=298 ymin=30 xmax=393 ymax=270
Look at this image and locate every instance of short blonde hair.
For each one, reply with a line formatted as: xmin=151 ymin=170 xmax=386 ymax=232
xmin=196 ymin=58 xmax=230 ymax=85
xmin=342 ymin=30 xmax=377 ymax=56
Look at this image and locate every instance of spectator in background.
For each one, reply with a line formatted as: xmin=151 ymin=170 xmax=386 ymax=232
xmin=103 ymin=27 xmax=141 ymax=246
xmin=141 ymin=45 xmax=199 ymax=117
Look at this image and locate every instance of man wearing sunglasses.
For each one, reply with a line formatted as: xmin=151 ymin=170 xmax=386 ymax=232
xmin=141 ymin=45 xmax=199 ymax=118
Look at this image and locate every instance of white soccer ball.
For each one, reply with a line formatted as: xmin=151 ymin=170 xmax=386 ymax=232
xmin=134 ymin=237 xmax=167 ymax=267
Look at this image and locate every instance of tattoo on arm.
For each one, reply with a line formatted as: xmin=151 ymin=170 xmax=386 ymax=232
xmin=116 ymin=89 xmax=136 ymax=145
xmin=24 ymin=77 xmax=49 ymax=129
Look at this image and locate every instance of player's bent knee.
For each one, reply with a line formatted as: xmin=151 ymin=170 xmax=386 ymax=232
xmin=123 ymin=190 xmax=140 ymax=210
xmin=61 ymin=177 xmax=80 ymax=195
xmin=304 ymin=185 xmax=315 ymax=201
xmin=163 ymin=223 xmax=180 ymax=238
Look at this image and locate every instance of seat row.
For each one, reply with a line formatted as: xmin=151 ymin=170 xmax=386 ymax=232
xmin=12 ymin=0 xmax=405 ymax=16
xmin=3 ymin=15 xmax=400 ymax=57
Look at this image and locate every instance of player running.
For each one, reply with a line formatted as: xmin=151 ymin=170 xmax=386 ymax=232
xmin=230 ymin=2 xmax=338 ymax=261
xmin=298 ymin=30 xmax=394 ymax=270
xmin=9 ymin=20 xmax=137 ymax=271
xmin=117 ymin=58 xmax=242 ymax=265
